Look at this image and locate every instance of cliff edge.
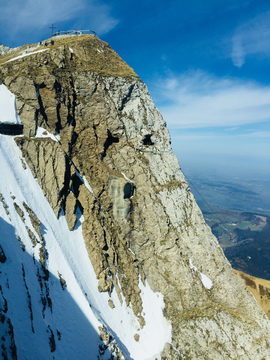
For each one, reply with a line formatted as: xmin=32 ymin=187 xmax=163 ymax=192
xmin=0 ymin=35 xmax=270 ymax=359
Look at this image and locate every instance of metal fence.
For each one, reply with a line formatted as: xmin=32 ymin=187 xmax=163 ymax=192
xmin=52 ymin=30 xmax=96 ymax=37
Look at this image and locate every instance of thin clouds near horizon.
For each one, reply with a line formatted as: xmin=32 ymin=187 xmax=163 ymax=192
xmin=153 ymin=71 xmax=270 ymax=129
xmin=231 ymin=11 xmax=270 ymax=67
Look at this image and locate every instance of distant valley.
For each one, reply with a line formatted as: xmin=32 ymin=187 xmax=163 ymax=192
xmin=203 ymin=207 xmax=270 ymax=281
xmin=184 ymin=169 xmax=270 ymax=280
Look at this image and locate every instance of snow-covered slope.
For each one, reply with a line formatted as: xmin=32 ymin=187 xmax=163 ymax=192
xmin=0 ymin=134 xmax=113 ymax=359
xmin=0 ymin=137 xmax=171 ymax=360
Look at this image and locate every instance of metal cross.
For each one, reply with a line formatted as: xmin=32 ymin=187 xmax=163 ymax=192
xmin=49 ymin=24 xmax=56 ymax=36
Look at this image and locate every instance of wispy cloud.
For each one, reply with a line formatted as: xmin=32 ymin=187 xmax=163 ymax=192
xmin=238 ymin=130 xmax=270 ymax=138
xmin=0 ymin=0 xmax=118 ymax=38
xmin=152 ymin=70 xmax=270 ymax=129
xmin=224 ymin=127 xmax=239 ymax=131
xmin=172 ymin=130 xmax=270 ymax=140
xmin=231 ymin=11 xmax=270 ymax=67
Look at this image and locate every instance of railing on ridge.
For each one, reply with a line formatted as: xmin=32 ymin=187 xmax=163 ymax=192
xmin=52 ymin=30 xmax=96 ymax=37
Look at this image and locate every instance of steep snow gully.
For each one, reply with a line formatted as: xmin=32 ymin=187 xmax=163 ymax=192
xmin=0 ymin=85 xmax=171 ymax=360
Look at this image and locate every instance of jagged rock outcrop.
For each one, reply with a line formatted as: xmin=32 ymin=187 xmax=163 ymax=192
xmin=1 ymin=34 xmax=270 ymax=359
xmin=0 ymin=43 xmax=17 ymax=56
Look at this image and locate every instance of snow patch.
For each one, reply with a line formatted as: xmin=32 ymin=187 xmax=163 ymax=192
xmin=5 ymin=49 xmax=49 ymax=63
xmin=128 ymin=248 xmax=135 ymax=256
xmin=82 ymin=175 xmax=94 ymax=195
xmin=107 ymin=276 xmax=171 ymax=360
xmin=0 ymin=84 xmax=21 ymax=124
xmin=122 ymin=172 xmax=133 ymax=183
xmin=35 ymin=126 xmax=60 ymax=141
xmin=189 ymin=259 xmax=213 ymax=290
xmin=200 ymin=272 xmax=213 ymax=290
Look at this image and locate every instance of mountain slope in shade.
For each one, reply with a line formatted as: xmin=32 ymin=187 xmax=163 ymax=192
xmin=0 ymin=135 xmax=122 ymax=360
xmin=0 ymin=35 xmax=270 ymax=359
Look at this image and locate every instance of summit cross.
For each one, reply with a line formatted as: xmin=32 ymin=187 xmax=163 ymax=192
xmin=49 ymin=24 xmax=56 ymax=36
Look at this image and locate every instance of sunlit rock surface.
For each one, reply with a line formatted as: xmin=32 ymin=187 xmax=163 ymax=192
xmin=0 ymin=35 xmax=270 ymax=359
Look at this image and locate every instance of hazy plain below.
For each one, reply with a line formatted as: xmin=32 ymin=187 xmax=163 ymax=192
xmin=177 ymin=152 xmax=270 ymax=214
xmin=176 ymin=152 xmax=270 ymax=280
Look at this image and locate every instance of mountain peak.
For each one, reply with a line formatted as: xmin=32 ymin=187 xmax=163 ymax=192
xmin=0 ymin=36 xmax=270 ymax=359
xmin=0 ymin=34 xmax=138 ymax=79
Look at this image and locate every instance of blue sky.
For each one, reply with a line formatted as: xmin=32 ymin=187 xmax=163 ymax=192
xmin=1 ymin=0 xmax=270 ymax=181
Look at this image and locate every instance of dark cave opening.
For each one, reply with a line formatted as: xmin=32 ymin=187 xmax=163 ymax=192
xmin=101 ymin=130 xmax=119 ymax=160
xmin=143 ymin=134 xmax=154 ymax=146
xmin=124 ymin=183 xmax=134 ymax=199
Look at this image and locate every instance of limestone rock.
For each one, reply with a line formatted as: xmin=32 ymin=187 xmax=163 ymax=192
xmin=6 ymin=77 xmax=39 ymax=137
xmin=15 ymin=137 xmax=67 ymax=216
xmin=16 ymin=100 xmax=36 ymax=137
xmin=64 ymin=191 xmax=77 ymax=231
xmin=1 ymin=35 xmax=270 ymax=359
xmin=108 ymin=299 xmax=115 ymax=309
xmin=0 ymin=43 xmax=12 ymax=56
xmin=0 ymin=193 xmax=9 ymax=215
xmin=23 ymin=201 xmax=43 ymax=242
xmin=13 ymin=202 xmax=25 ymax=222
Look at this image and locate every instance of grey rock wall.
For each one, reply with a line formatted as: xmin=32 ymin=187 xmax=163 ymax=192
xmin=1 ymin=35 xmax=270 ymax=359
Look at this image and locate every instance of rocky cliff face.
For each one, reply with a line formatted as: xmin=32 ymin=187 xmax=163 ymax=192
xmin=1 ymin=35 xmax=270 ymax=359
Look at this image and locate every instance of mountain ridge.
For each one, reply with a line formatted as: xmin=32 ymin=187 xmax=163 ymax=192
xmin=0 ymin=35 xmax=270 ymax=359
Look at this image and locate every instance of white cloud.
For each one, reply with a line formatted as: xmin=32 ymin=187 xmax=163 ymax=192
xmin=152 ymin=71 xmax=270 ymax=129
xmin=231 ymin=11 xmax=270 ymax=67
xmin=88 ymin=3 xmax=119 ymax=35
xmin=0 ymin=0 xmax=118 ymax=37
